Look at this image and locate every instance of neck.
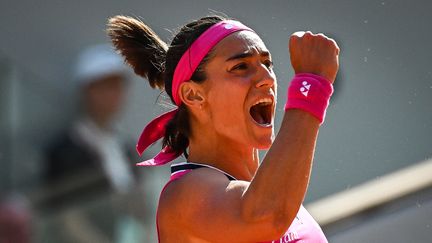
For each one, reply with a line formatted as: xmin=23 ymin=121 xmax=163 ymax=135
xmin=187 ymin=134 xmax=259 ymax=181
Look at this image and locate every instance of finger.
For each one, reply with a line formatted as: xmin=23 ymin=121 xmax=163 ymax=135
xmin=289 ymin=33 xmax=300 ymax=49
xmin=316 ymin=33 xmax=328 ymax=39
xmin=331 ymin=39 xmax=341 ymax=55
xmin=326 ymin=37 xmax=340 ymax=55
xmin=302 ymin=31 xmax=314 ymax=39
xmin=292 ymin=31 xmax=306 ymax=38
xmin=314 ymin=33 xmax=340 ymax=55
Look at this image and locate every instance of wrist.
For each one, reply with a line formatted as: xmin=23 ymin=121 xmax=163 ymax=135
xmin=284 ymin=73 xmax=333 ymax=124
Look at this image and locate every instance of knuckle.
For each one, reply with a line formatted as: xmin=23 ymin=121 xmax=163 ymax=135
xmin=304 ymin=31 xmax=313 ymax=38
xmin=329 ymin=39 xmax=339 ymax=50
xmin=316 ymin=33 xmax=326 ymax=38
xmin=292 ymin=31 xmax=306 ymax=38
xmin=289 ymin=35 xmax=299 ymax=41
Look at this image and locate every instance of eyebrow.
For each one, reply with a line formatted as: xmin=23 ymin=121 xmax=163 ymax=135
xmin=225 ymin=50 xmax=271 ymax=62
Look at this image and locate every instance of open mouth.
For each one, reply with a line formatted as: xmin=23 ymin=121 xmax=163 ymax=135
xmin=249 ymin=98 xmax=273 ymax=127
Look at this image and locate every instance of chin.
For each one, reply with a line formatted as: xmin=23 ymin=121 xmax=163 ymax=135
xmin=253 ymin=131 xmax=274 ymax=149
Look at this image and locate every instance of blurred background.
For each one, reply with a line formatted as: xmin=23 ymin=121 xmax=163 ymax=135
xmin=0 ymin=0 xmax=431 ymax=242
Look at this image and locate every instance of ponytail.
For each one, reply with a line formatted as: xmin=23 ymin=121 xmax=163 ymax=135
xmin=107 ymin=15 xmax=167 ymax=89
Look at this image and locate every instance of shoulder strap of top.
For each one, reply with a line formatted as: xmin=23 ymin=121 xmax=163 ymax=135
xmin=171 ymin=162 xmax=237 ymax=181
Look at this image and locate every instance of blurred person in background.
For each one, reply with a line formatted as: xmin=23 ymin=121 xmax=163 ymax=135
xmin=45 ymin=44 xmax=133 ymax=193
xmin=43 ymin=44 xmax=147 ymax=243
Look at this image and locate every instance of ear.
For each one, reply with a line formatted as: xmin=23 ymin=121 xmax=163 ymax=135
xmin=178 ymin=81 xmax=206 ymax=108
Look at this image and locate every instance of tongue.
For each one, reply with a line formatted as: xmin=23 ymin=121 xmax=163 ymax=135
xmin=250 ymin=106 xmax=265 ymax=124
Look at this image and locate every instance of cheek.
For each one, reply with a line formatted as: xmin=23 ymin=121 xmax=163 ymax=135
xmin=207 ymin=82 xmax=248 ymax=124
xmin=215 ymin=77 xmax=248 ymax=98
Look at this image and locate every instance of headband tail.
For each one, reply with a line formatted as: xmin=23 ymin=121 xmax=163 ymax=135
xmin=136 ymin=109 xmax=178 ymax=156
xmin=136 ymin=146 xmax=179 ymax=166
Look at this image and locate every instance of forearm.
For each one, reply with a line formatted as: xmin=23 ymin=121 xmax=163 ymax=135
xmin=241 ymin=109 xmax=320 ymax=229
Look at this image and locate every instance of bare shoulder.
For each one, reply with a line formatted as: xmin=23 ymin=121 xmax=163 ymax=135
xmin=158 ymin=167 xmax=248 ymax=215
xmin=157 ymin=167 xmax=249 ymax=235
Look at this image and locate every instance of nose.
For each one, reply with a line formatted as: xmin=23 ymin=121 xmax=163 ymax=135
xmin=255 ymin=64 xmax=276 ymax=89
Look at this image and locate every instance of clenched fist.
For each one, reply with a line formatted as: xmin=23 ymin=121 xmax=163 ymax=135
xmin=289 ymin=31 xmax=340 ymax=83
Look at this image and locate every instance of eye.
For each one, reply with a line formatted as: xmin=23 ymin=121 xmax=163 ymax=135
xmin=263 ymin=59 xmax=274 ymax=70
xmin=231 ymin=62 xmax=248 ymax=71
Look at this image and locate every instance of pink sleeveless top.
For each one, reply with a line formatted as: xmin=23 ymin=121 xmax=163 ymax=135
xmin=156 ymin=162 xmax=328 ymax=243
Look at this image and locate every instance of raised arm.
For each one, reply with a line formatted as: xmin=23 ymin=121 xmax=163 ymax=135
xmin=242 ymin=30 xmax=340 ymax=232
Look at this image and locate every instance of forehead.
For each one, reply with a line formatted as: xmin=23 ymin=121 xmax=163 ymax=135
xmin=211 ymin=31 xmax=269 ymax=58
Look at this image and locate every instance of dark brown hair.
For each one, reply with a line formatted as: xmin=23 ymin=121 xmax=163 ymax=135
xmin=107 ymin=15 xmax=226 ymax=157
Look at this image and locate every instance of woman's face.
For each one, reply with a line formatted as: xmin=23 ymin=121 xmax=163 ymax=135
xmin=200 ymin=31 xmax=277 ymax=149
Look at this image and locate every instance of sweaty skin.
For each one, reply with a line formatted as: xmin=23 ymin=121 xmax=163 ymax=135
xmin=158 ymin=31 xmax=339 ymax=242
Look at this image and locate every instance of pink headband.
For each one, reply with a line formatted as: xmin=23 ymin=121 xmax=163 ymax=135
xmin=136 ymin=20 xmax=254 ymax=166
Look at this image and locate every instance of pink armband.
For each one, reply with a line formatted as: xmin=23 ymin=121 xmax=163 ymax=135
xmin=284 ymin=73 xmax=334 ymax=124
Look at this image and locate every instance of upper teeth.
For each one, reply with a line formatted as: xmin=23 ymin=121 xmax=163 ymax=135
xmin=253 ymin=98 xmax=272 ymax=106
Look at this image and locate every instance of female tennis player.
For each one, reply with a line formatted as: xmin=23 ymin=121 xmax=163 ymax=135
xmin=107 ymin=14 xmax=339 ymax=243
